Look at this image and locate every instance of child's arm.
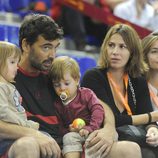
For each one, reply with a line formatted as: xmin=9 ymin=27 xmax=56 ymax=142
xmin=83 ymin=90 xmax=105 ymax=133
xmin=25 ymin=120 xmax=39 ymax=130
xmin=0 ymin=87 xmax=39 ymax=129
xmin=0 ymin=103 xmax=39 ymax=129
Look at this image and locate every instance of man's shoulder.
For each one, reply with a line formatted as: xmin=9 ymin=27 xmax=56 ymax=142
xmin=16 ymin=70 xmax=50 ymax=82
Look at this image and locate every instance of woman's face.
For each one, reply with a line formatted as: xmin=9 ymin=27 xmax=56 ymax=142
xmin=147 ymin=40 xmax=158 ymax=70
xmin=107 ymin=33 xmax=130 ymax=71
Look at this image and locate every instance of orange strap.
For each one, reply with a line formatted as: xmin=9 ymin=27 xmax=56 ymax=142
xmin=107 ymin=72 xmax=132 ymax=115
xmin=148 ymin=84 xmax=158 ymax=108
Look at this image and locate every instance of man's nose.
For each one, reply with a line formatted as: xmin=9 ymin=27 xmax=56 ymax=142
xmin=48 ymin=48 xmax=56 ymax=59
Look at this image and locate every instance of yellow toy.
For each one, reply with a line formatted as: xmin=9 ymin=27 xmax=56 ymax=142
xmin=72 ymin=118 xmax=86 ymax=128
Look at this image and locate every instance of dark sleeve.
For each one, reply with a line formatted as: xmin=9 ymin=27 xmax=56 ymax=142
xmin=133 ymin=77 xmax=157 ymax=127
xmin=115 ymin=77 xmax=153 ymax=126
xmin=133 ymin=77 xmax=153 ymax=114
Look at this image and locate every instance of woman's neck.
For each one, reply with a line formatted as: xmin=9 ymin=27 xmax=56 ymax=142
xmin=108 ymin=68 xmax=125 ymax=83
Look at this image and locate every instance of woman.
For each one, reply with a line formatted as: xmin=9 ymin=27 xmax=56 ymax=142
xmin=81 ymin=24 xmax=158 ymax=157
xmin=142 ymin=32 xmax=158 ymax=148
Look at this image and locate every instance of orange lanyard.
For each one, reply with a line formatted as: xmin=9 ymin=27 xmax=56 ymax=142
xmin=107 ymin=72 xmax=132 ymax=115
xmin=148 ymin=84 xmax=158 ymax=108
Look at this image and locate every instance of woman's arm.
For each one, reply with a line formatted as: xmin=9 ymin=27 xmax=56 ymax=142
xmin=132 ymin=77 xmax=157 ymax=125
xmin=132 ymin=111 xmax=158 ymax=125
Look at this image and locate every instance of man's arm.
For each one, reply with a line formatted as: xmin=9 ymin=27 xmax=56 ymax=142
xmin=0 ymin=120 xmax=37 ymax=139
xmin=100 ymin=99 xmax=117 ymax=141
xmin=0 ymin=120 xmax=61 ymax=158
xmin=85 ymin=100 xmax=117 ymax=157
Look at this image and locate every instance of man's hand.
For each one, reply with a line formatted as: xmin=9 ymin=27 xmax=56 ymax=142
xmin=35 ymin=131 xmax=61 ymax=158
xmin=85 ymin=128 xmax=117 ymax=157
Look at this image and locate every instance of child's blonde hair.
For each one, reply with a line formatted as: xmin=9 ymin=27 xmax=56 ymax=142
xmin=0 ymin=41 xmax=21 ymax=73
xmin=50 ymin=56 xmax=80 ymax=82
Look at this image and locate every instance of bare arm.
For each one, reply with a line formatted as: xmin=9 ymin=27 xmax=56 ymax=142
xmin=0 ymin=120 xmax=39 ymax=139
xmin=101 ymin=99 xmax=116 ymax=134
xmin=0 ymin=120 xmax=61 ymax=158
xmin=85 ymin=100 xmax=117 ymax=157
xmin=132 ymin=111 xmax=158 ymax=125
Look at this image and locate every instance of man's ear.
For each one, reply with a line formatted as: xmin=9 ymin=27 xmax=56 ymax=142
xmin=21 ymin=38 xmax=30 ymax=53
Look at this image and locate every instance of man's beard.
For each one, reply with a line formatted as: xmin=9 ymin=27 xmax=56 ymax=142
xmin=30 ymin=58 xmax=53 ymax=71
xmin=29 ymin=54 xmax=53 ymax=71
xmin=31 ymin=60 xmax=44 ymax=71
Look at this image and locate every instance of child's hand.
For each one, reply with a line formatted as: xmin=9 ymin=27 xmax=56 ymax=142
xmin=69 ymin=124 xmax=85 ymax=132
xmin=29 ymin=120 xmax=39 ymax=130
xmin=79 ymin=129 xmax=89 ymax=137
xmin=69 ymin=124 xmax=79 ymax=132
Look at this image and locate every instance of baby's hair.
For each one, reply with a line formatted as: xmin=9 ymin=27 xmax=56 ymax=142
xmin=0 ymin=41 xmax=21 ymax=73
xmin=50 ymin=56 xmax=80 ymax=82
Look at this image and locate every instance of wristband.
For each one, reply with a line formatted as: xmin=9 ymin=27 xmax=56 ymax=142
xmin=147 ymin=112 xmax=152 ymax=124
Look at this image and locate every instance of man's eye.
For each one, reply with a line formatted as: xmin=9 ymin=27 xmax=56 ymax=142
xmin=43 ymin=46 xmax=50 ymax=51
xmin=41 ymin=45 xmax=54 ymax=52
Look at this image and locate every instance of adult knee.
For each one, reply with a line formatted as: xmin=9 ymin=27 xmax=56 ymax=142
xmin=8 ymin=137 xmax=40 ymax=158
xmin=122 ymin=141 xmax=141 ymax=158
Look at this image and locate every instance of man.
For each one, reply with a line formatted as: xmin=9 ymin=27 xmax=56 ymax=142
xmin=0 ymin=14 xmax=135 ymax=158
xmin=0 ymin=14 xmax=63 ymax=158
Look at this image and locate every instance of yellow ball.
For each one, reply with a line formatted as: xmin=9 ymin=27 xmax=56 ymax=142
xmin=72 ymin=118 xmax=86 ymax=128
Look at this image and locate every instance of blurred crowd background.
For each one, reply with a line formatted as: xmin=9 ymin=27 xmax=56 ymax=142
xmin=0 ymin=0 xmax=157 ymax=77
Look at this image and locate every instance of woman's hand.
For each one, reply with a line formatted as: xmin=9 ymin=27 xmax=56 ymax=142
xmin=146 ymin=126 xmax=158 ymax=147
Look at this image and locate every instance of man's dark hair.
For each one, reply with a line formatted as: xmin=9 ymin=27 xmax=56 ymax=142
xmin=19 ymin=14 xmax=63 ymax=50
